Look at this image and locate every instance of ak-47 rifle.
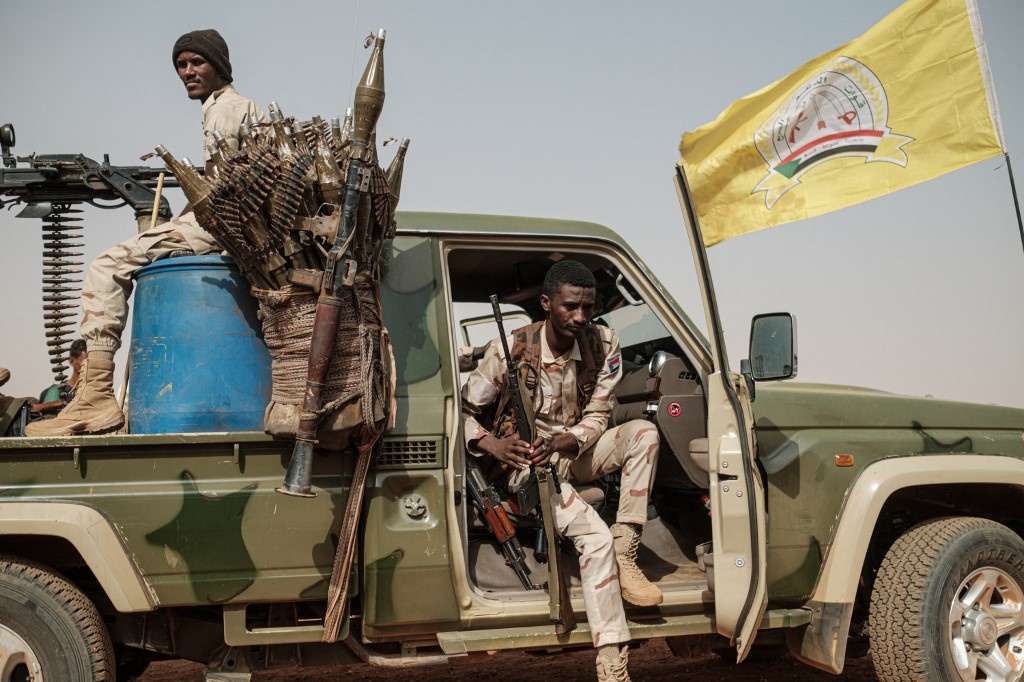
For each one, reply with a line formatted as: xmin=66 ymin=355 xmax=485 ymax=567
xmin=489 ymin=295 xmax=577 ymax=635
xmin=465 ymin=457 xmax=541 ymax=590
xmin=0 ymin=122 xmax=178 ymax=383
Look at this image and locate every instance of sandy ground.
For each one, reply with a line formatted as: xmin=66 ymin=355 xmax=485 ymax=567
xmin=137 ymin=639 xmax=880 ymax=681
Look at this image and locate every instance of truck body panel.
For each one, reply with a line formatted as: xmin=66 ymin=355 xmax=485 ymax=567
xmin=2 ymin=210 xmax=1024 ymax=678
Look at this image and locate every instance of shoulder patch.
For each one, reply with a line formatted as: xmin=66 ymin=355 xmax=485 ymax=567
xmin=607 ymin=352 xmax=621 ymax=375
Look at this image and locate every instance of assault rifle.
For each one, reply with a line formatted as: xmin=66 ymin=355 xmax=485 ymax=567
xmin=0 ymin=123 xmax=176 ymax=225
xmin=465 ymin=457 xmax=541 ymax=590
xmin=489 ymin=295 xmax=577 ymax=635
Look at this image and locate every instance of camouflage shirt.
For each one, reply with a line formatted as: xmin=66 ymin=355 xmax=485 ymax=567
xmin=462 ymin=322 xmax=622 ymax=459
xmin=201 ymin=85 xmax=266 ymax=161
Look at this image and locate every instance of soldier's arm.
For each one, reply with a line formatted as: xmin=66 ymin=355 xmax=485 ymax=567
xmin=567 ymin=328 xmax=620 ymax=454
xmin=461 ymin=339 xmax=533 ymax=469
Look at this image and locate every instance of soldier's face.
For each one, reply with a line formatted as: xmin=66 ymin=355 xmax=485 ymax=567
xmin=541 ymin=284 xmax=595 ymax=346
xmin=68 ymin=352 xmax=86 ymax=374
xmin=176 ymin=51 xmax=227 ymax=101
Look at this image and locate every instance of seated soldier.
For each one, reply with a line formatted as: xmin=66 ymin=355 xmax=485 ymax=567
xmin=33 ymin=339 xmax=87 ymax=416
xmin=461 ymin=259 xmax=661 ymax=682
xmin=26 ymin=29 xmax=264 ymax=436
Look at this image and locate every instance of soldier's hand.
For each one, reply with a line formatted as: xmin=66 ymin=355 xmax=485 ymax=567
xmin=483 ymin=434 xmax=533 ymax=470
xmin=528 ymin=436 xmax=552 ymax=467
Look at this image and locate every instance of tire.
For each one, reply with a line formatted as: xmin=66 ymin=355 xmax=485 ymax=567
xmin=0 ymin=555 xmax=114 ymax=681
xmin=868 ymin=517 xmax=1024 ymax=682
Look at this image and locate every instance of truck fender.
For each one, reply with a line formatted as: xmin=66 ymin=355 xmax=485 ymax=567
xmin=789 ymin=454 xmax=1024 ymax=673
xmin=0 ymin=501 xmax=157 ymax=612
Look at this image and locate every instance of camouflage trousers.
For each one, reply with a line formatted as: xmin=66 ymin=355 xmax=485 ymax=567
xmin=552 ymin=479 xmax=631 ymax=648
xmin=80 ymin=213 xmax=218 ymax=353
xmin=564 ymin=420 xmax=660 ymax=526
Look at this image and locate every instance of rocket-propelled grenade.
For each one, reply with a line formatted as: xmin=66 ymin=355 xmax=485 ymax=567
xmin=154 ymin=144 xmax=275 ymax=290
xmin=385 ymin=138 xmax=409 ymax=205
xmin=279 ymin=26 xmax=390 ymax=499
xmin=350 ymin=30 xmax=385 ymax=163
xmin=324 ymin=27 xmax=387 ymax=293
xmin=154 ymin=145 xmax=211 ymax=212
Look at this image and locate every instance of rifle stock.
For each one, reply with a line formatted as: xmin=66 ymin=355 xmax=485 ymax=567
xmin=537 ymin=467 xmax=577 ymax=635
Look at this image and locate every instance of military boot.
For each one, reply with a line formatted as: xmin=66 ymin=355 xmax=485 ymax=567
xmin=596 ymin=645 xmax=630 ymax=682
xmin=24 ymin=357 xmax=123 ymax=436
xmin=611 ymin=522 xmax=663 ymax=606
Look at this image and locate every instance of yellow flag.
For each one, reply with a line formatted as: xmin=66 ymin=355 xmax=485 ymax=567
xmin=679 ymin=0 xmax=1005 ymax=246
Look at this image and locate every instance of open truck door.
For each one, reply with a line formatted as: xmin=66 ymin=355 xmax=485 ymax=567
xmin=675 ymin=167 xmax=768 ymax=662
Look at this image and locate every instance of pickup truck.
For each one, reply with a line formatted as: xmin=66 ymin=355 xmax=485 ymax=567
xmin=2 ymin=206 xmax=1023 ymax=682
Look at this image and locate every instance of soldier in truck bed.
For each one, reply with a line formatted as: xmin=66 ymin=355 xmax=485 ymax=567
xmin=27 ymin=29 xmax=265 ymax=437
xmin=31 ymin=338 xmax=86 ymax=416
xmin=461 ymin=259 xmax=661 ymax=682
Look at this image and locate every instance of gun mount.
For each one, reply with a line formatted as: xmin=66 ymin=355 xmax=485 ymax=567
xmin=0 ymin=123 xmax=181 ymax=383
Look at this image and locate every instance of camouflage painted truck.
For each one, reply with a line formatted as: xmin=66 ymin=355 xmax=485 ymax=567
xmin=2 ymin=204 xmax=1024 ymax=682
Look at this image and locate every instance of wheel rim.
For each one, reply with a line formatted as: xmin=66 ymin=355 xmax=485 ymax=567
xmin=0 ymin=624 xmax=43 ymax=682
xmin=949 ymin=566 xmax=1024 ymax=681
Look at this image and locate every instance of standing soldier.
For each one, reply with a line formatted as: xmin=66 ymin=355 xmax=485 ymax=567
xmin=27 ymin=29 xmax=265 ymax=437
xmin=461 ymin=259 xmax=661 ymax=681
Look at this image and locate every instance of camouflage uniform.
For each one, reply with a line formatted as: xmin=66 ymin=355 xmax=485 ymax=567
xmin=463 ymin=323 xmax=659 ymax=646
xmin=80 ymin=85 xmax=264 ymax=354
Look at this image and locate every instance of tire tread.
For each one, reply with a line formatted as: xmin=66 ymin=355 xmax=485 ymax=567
xmin=0 ymin=554 xmax=114 ymax=681
xmin=868 ymin=516 xmax=1024 ymax=682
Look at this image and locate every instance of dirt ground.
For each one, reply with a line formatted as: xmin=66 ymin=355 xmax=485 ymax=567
xmin=138 ymin=639 xmax=880 ymax=681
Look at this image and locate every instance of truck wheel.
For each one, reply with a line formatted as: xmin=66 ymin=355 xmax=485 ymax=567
xmin=869 ymin=517 xmax=1024 ymax=682
xmin=0 ymin=555 xmax=114 ymax=681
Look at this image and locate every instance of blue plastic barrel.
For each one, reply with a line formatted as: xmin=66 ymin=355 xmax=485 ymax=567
xmin=128 ymin=255 xmax=271 ymax=433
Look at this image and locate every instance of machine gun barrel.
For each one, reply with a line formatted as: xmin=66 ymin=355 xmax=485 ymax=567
xmin=0 ymin=144 xmax=177 ymax=225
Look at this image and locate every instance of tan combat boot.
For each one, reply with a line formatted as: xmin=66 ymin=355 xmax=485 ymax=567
xmin=611 ymin=522 xmax=663 ymax=606
xmin=596 ymin=644 xmax=630 ymax=681
xmin=24 ymin=357 xmax=124 ymax=436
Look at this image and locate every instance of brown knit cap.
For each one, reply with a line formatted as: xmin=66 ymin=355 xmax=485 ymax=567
xmin=172 ymin=29 xmax=233 ymax=83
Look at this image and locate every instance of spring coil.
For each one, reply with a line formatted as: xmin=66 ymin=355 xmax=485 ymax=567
xmin=40 ymin=203 xmax=83 ymax=385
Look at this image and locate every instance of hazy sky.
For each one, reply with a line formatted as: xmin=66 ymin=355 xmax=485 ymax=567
xmin=3 ymin=1 xmax=1023 ymax=410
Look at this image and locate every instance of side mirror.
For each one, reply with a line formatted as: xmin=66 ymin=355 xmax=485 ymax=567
xmin=746 ymin=313 xmax=797 ymax=381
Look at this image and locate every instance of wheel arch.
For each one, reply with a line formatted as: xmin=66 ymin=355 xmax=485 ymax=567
xmin=787 ymin=454 xmax=1024 ymax=673
xmin=0 ymin=501 xmax=156 ymax=613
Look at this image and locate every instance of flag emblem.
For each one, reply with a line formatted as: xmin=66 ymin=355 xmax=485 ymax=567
xmin=753 ymin=57 xmax=913 ymax=209
xmin=678 ymin=0 xmax=1005 ymax=246
xmin=607 ymin=352 xmax=621 ymax=375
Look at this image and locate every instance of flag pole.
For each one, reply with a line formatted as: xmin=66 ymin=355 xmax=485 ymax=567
xmin=675 ymin=164 xmax=730 ymax=373
xmin=1004 ymin=153 xmax=1024 ymax=256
